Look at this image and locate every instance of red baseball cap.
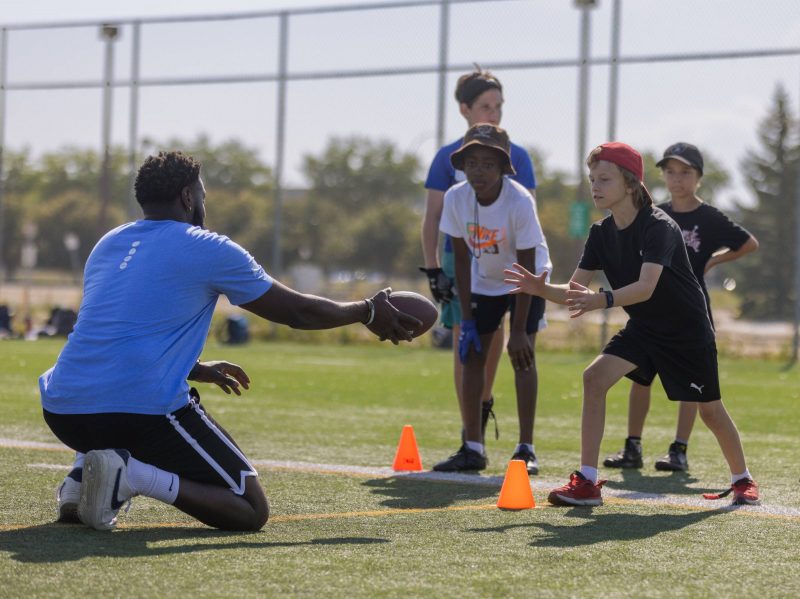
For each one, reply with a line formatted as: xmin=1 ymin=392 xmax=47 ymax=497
xmin=589 ymin=142 xmax=653 ymax=205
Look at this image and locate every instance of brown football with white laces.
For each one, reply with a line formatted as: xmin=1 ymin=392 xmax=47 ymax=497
xmin=387 ymin=291 xmax=439 ymax=338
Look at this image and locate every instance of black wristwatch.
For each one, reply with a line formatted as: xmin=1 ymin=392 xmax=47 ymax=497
xmin=599 ymin=287 xmax=614 ymax=309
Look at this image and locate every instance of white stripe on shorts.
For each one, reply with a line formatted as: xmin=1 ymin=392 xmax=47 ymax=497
xmin=166 ymin=401 xmax=257 ymax=495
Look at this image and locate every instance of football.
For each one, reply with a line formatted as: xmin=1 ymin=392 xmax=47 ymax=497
xmin=388 ymin=290 xmax=439 ymax=338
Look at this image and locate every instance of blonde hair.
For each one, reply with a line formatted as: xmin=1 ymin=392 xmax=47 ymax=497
xmin=586 ymin=148 xmax=651 ymax=209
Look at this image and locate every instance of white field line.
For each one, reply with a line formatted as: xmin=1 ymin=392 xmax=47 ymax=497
xmin=5 ymin=437 xmax=799 ymax=519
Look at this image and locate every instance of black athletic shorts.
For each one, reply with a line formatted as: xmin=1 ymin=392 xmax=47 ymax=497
xmin=43 ymin=390 xmax=257 ymax=495
xmin=603 ymin=324 xmax=721 ymax=402
xmin=469 ymin=293 xmax=546 ymax=336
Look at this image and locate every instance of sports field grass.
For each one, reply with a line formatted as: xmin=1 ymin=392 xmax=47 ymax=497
xmin=1 ymin=338 xmax=799 ymax=598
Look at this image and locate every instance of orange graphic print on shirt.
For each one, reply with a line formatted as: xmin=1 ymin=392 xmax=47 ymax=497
xmin=467 ymin=222 xmax=505 ymax=255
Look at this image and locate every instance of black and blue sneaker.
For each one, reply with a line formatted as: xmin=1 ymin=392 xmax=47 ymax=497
xmin=654 ymin=442 xmax=689 ymax=471
xmin=603 ymin=437 xmax=643 ymax=469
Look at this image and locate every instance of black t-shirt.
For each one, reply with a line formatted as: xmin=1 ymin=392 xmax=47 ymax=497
xmin=579 ymin=206 xmax=714 ymax=345
xmin=658 ymin=201 xmax=751 ymax=306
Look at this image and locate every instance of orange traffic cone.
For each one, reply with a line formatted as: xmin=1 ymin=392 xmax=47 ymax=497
xmin=392 ymin=425 xmax=423 ymax=471
xmin=496 ymin=460 xmax=535 ymax=509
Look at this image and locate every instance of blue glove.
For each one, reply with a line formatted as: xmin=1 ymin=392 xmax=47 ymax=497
xmin=458 ymin=319 xmax=482 ymax=364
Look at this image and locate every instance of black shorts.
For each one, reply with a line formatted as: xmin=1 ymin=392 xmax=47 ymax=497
xmin=43 ymin=390 xmax=257 ymax=495
xmin=469 ymin=293 xmax=546 ymax=336
xmin=603 ymin=324 xmax=721 ymax=402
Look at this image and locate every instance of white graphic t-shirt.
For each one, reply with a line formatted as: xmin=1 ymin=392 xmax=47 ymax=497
xmin=439 ymin=178 xmax=551 ymax=296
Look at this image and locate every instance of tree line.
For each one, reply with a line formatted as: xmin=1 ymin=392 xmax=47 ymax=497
xmin=0 ymin=86 xmax=796 ymax=320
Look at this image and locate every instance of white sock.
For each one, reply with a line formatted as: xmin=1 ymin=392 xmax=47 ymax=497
xmin=675 ymin=438 xmax=689 ymax=446
xmin=731 ymin=469 xmax=752 ymax=485
xmin=72 ymin=452 xmax=86 ymax=469
xmin=68 ymin=452 xmax=86 ymax=481
xmin=515 ymin=443 xmax=534 ymax=454
xmin=465 ymin=440 xmax=485 ymax=455
xmin=580 ymin=465 xmax=598 ymax=484
xmin=126 ymin=456 xmax=180 ymax=504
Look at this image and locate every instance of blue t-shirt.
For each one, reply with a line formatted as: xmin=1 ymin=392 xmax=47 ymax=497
xmin=425 ymin=138 xmax=536 ymax=252
xmin=40 ymin=220 xmax=273 ymax=415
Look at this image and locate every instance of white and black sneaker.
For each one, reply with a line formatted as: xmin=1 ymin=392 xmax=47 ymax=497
xmin=78 ymin=449 xmax=135 ymax=530
xmin=56 ymin=468 xmax=82 ymax=523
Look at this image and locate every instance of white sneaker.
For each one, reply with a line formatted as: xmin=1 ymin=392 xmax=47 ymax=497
xmin=56 ymin=472 xmax=82 ymax=523
xmin=78 ymin=449 xmax=134 ymax=530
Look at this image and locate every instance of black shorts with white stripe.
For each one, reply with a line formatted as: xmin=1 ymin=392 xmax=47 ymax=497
xmin=43 ymin=389 xmax=258 ymax=495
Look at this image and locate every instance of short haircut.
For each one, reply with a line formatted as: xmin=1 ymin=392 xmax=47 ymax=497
xmin=135 ymin=151 xmax=201 ymax=207
xmin=586 ymin=147 xmax=650 ymax=210
xmin=454 ymin=64 xmax=503 ymax=107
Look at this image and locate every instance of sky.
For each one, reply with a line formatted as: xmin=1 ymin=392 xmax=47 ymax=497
xmin=2 ymin=0 xmax=800 ymax=210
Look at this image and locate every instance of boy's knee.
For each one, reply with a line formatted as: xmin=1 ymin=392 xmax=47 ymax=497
xmin=582 ymin=365 xmax=610 ymax=397
xmin=249 ymin=495 xmax=270 ymax=531
xmin=241 ymin=477 xmax=270 ymax=531
xmin=698 ymin=401 xmax=723 ymax=427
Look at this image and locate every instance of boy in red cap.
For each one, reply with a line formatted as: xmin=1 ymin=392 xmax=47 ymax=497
xmin=504 ymin=142 xmax=759 ymax=506
xmin=603 ymin=142 xmax=759 ymax=473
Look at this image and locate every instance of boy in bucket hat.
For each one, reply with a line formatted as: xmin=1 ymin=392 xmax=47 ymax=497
xmin=504 ymin=142 xmax=759 ymax=506
xmin=434 ymin=123 xmax=551 ymax=473
xmin=603 ymin=142 xmax=759 ymax=473
xmin=420 ymin=66 xmax=544 ymax=454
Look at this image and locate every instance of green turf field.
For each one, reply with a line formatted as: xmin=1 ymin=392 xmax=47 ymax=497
xmin=1 ymin=338 xmax=799 ymax=598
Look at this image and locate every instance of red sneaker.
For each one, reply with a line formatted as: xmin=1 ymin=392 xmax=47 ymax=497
xmin=703 ymin=478 xmax=760 ymax=506
xmin=548 ymin=471 xmax=606 ymax=506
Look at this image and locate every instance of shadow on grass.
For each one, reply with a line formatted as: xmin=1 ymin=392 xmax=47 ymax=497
xmin=362 ymin=476 xmax=496 ymax=509
xmin=468 ymin=506 xmax=727 ymax=546
xmin=0 ymin=524 xmax=389 ymax=563
xmin=603 ymin=469 xmax=719 ymax=495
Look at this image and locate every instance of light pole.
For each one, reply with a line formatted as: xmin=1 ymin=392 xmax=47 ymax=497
xmin=97 ymin=24 xmax=119 ymax=237
xmin=570 ymin=0 xmax=597 ymax=255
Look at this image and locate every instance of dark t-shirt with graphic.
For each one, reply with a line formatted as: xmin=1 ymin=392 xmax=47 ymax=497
xmin=579 ymin=206 xmax=713 ymax=346
xmin=658 ymin=202 xmax=751 ymax=310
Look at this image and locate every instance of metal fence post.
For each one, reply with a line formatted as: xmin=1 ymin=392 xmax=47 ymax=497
xmin=97 ymin=24 xmax=119 ymax=236
xmin=272 ymin=11 xmax=289 ymax=279
xmin=435 ymin=0 xmax=450 ymax=149
xmin=0 ymin=28 xmax=7 ymax=282
xmin=127 ymin=21 xmax=141 ymax=219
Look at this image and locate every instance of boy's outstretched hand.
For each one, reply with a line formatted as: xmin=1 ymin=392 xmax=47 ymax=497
xmin=504 ymin=263 xmax=548 ymax=296
xmin=565 ymin=280 xmax=600 ymax=318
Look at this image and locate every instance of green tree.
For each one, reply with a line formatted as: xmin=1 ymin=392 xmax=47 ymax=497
xmin=529 ymin=148 xmax=580 ymax=283
xmin=733 ymin=85 xmax=798 ymax=320
xmin=141 ymin=136 xmax=276 ymax=265
xmin=298 ymin=136 xmax=423 ymax=275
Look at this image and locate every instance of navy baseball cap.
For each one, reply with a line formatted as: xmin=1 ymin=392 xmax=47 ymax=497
xmin=656 ymin=142 xmax=704 ymax=175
